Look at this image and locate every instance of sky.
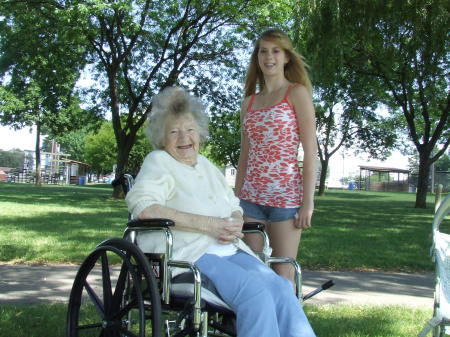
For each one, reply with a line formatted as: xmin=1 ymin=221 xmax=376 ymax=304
xmin=0 ymin=125 xmax=40 ymax=151
xmin=0 ymin=124 xmax=409 ymax=186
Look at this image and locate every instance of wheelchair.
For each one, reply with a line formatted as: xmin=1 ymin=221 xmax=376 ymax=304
xmin=66 ymin=174 xmax=333 ymax=337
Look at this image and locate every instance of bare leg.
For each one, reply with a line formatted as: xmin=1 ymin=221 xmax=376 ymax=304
xmin=266 ymin=218 xmax=302 ymax=283
xmin=243 ymin=216 xmax=268 ymax=254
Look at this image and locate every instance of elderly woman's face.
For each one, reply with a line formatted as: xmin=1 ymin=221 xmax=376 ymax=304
xmin=164 ymin=113 xmax=200 ymax=166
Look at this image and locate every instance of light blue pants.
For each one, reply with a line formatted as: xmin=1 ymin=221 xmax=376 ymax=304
xmin=195 ymin=251 xmax=316 ymax=337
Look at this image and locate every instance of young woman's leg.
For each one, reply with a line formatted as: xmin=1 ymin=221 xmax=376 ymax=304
xmin=195 ymin=253 xmax=280 ymax=337
xmin=267 ymin=218 xmax=302 ymax=283
xmin=243 ymin=215 xmax=268 ymax=253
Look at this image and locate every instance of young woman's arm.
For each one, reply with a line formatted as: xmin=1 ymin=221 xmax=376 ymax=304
xmin=235 ymin=97 xmax=251 ymax=197
xmin=291 ymin=85 xmax=317 ymax=229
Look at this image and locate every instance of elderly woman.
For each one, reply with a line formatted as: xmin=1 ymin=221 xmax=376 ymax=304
xmin=125 ymin=86 xmax=316 ymax=337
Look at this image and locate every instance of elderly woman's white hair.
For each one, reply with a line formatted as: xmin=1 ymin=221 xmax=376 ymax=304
xmin=146 ymin=86 xmax=209 ymax=149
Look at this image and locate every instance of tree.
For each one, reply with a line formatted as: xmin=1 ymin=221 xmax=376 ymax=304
xmin=85 ymin=122 xmax=117 ymax=177
xmin=0 ymin=2 xmax=89 ymax=186
xmin=51 ymin=0 xmax=283 ymax=197
xmin=295 ymin=0 xmax=449 ymax=207
xmin=2 ymin=0 xmax=295 ymax=195
xmin=340 ymin=0 xmax=450 ymax=208
xmin=313 ymin=88 xmax=396 ymax=196
xmin=294 ymin=0 xmax=397 ymax=195
xmin=0 ymin=149 xmax=24 ymax=169
xmin=85 ymin=121 xmax=151 ymax=178
xmin=208 ymin=109 xmax=241 ymax=169
xmin=54 ymin=128 xmax=91 ymax=164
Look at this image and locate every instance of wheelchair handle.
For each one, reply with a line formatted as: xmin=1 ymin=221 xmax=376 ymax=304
xmin=243 ymin=222 xmax=266 ymax=231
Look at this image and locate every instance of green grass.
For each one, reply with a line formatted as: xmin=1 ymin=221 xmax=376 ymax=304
xmin=0 ymin=303 xmax=433 ymax=337
xmin=302 ymin=190 xmax=448 ymax=272
xmin=1 ymin=182 xmax=448 ymax=271
xmin=0 ymin=183 xmax=127 ymax=263
xmin=306 ymin=305 xmax=433 ymax=336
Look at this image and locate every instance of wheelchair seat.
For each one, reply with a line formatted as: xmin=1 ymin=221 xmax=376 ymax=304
xmin=171 ymin=272 xmax=232 ymax=312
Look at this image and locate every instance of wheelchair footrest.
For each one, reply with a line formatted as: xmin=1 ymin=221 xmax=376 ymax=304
xmin=302 ymin=279 xmax=334 ymax=301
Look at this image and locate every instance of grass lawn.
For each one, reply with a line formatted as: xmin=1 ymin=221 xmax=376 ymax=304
xmin=0 ymin=303 xmax=432 ymax=337
xmin=0 ymin=182 xmax=445 ymax=336
xmin=302 ymin=190 xmax=448 ymax=272
xmin=1 ymin=182 xmax=446 ymax=271
xmin=0 ymin=183 xmax=127 ymax=264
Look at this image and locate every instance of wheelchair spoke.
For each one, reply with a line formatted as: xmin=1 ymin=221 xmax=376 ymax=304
xmin=111 ymin=262 xmax=128 ymax=310
xmin=76 ymin=322 xmax=103 ymax=330
xmin=101 ymin=252 xmax=113 ymax=312
xmin=110 ymin=299 xmax=137 ymax=321
xmin=84 ymin=280 xmax=105 ymax=318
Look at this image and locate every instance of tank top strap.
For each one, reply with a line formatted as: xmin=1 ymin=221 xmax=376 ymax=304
xmin=283 ymin=83 xmax=299 ymax=100
xmin=246 ymin=94 xmax=257 ymax=111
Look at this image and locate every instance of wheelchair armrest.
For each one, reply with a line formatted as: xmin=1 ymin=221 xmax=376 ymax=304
xmin=242 ymin=222 xmax=266 ymax=232
xmin=127 ymin=218 xmax=175 ymax=228
xmin=267 ymin=257 xmax=303 ymax=302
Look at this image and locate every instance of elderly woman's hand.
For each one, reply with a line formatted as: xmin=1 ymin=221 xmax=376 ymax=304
xmin=214 ymin=215 xmax=244 ymax=244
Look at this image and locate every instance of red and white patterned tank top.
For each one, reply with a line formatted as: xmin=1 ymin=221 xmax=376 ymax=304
xmin=239 ymin=84 xmax=303 ymax=208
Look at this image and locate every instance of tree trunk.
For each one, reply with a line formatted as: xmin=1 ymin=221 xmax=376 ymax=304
xmin=415 ymin=150 xmax=431 ymax=208
xmin=35 ymin=122 xmax=42 ymax=187
xmin=111 ymin=135 xmax=135 ymax=199
xmin=318 ymin=158 xmax=329 ymax=196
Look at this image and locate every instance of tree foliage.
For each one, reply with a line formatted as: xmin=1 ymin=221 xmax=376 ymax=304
xmin=295 ymin=0 xmax=449 ymax=206
xmin=1 ymin=0 xmax=297 ymax=194
xmin=0 ymin=1 xmax=90 ymax=185
xmin=294 ymin=0 xmax=398 ymax=195
xmin=208 ymin=109 xmax=241 ymax=168
xmin=84 ymin=121 xmax=151 ymax=177
xmin=344 ymin=0 xmax=449 ymax=208
xmin=0 ymin=149 xmax=24 ymax=169
xmin=39 ymin=0 xmax=286 ymax=196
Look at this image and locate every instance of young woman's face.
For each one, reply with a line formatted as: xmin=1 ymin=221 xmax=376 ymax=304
xmin=257 ymin=39 xmax=289 ymax=77
xmin=164 ymin=113 xmax=200 ymax=166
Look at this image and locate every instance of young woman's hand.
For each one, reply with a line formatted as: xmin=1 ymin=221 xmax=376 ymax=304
xmin=294 ymin=202 xmax=314 ymax=229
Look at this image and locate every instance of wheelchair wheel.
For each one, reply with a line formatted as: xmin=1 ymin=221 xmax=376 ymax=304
xmin=67 ymin=238 xmax=162 ymax=337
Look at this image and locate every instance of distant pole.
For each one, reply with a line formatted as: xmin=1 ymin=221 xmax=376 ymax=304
xmin=431 ymin=161 xmax=435 ymax=194
xmin=435 ymin=184 xmax=443 ymax=213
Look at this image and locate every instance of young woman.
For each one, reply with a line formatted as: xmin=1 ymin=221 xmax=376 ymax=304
xmin=235 ymin=29 xmax=317 ymax=283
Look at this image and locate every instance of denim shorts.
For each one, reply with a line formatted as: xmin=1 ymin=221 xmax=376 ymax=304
xmin=239 ymin=199 xmax=299 ymax=222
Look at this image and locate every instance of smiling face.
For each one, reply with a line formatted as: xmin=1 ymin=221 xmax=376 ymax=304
xmin=164 ymin=113 xmax=200 ymax=166
xmin=257 ymin=39 xmax=290 ymax=78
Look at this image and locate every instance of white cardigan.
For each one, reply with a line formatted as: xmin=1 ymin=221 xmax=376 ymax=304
xmin=125 ymin=150 xmax=257 ymax=275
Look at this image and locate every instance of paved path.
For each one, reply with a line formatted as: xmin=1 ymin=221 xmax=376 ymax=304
xmin=0 ymin=264 xmax=434 ymax=308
